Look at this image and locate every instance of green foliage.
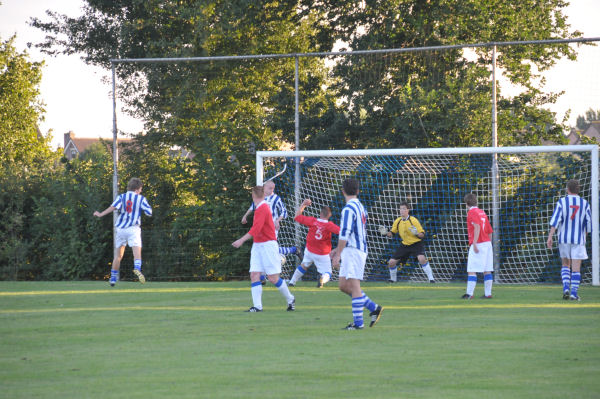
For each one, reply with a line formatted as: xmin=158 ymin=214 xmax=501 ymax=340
xmin=0 ymin=1 xmax=586 ymax=281
xmin=0 ymin=36 xmax=53 ymax=167
xmin=576 ymin=108 xmax=600 ymax=131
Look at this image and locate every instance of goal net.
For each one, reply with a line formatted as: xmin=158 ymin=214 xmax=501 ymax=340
xmin=257 ymin=146 xmax=599 ymax=285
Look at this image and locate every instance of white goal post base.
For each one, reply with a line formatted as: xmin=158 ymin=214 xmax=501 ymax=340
xmin=257 ymin=145 xmax=599 ymax=286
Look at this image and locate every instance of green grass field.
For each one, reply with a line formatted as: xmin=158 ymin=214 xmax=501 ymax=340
xmin=1 ymin=281 xmax=599 ymax=399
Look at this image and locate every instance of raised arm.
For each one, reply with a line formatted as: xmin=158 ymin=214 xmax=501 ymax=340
xmin=295 ymin=199 xmax=312 ymax=218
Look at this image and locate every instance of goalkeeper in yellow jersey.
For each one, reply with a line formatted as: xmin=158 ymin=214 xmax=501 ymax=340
xmin=381 ymin=201 xmax=435 ymax=283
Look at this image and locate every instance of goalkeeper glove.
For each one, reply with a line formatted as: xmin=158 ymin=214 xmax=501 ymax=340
xmin=409 ymin=226 xmax=418 ymax=235
xmin=378 ymin=225 xmax=389 ymax=236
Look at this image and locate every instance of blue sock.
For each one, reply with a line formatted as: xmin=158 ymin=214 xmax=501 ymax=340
xmin=279 ymin=246 xmax=297 ymax=255
xmin=110 ymin=269 xmax=119 ymax=282
xmin=361 ymin=291 xmax=377 ymax=312
xmin=351 ymin=296 xmax=365 ymax=327
xmin=571 ymin=272 xmax=581 ymax=297
xmin=561 ymin=267 xmax=571 ymax=292
xmin=134 ymin=259 xmax=142 ymax=271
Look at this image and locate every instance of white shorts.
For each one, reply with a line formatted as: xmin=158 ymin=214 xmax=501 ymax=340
xmin=115 ymin=226 xmax=142 ymax=248
xmin=467 ymin=241 xmax=493 ymax=273
xmin=339 ymin=247 xmax=367 ymax=280
xmin=301 ymin=248 xmax=333 ymax=275
xmin=250 ymin=241 xmax=281 ymax=276
xmin=558 ymin=243 xmax=588 ymax=260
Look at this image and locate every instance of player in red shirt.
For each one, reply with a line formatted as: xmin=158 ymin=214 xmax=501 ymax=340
xmin=462 ymin=193 xmax=494 ymax=299
xmin=288 ymin=199 xmax=340 ymax=288
xmin=232 ymin=185 xmax=295 ymax=312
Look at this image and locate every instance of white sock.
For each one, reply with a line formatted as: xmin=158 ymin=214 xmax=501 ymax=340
xmin=321 ymin=272 xmax=331 ymax=285
xmin=290 ymin=266 xmax=306 ymax=284
xmin=466 ymin=276 xmax=477 ymax=296
xmin=421 ymin=262 xmax=434 ymax=280
xmin=389 ymin=266 xmax=397 ymax=281
xmin=251 ymin=282 xmax=263 ymax=310
xmin=275 ymin=278 xmax=294 ymax=303
xmin=484 ymin=274 xmax=493 ymax=297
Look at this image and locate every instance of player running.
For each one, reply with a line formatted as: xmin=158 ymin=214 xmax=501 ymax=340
xmin=332 ymin=178 xmax=383 ymax=330
xmin=288 ymin=199 xmax=340 ymax=288
xmin=233 ymin=185 xmax=295 ymax=312
xmin=93 ymin=177 xmax=152 ymax=286
xmin=461 ymin=193 xmax=494 ymax=299
xmin=547 ymin=179 xmax=591 ymax=301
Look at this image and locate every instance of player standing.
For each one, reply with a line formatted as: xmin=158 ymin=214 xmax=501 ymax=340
xmin=461 ymin=193 xmax=494 ymax=299
xmin=233 ymin=185 xmax=295 ymax=312
xmin=93 ymin=177 xmax=152 ymax=286
xmin=382 ymin=201 xmax=435 ymax=283
xmin=288 ymin=199 xmax=340 ymax=288
xmin=546 ymin=179 xmax=591 ymax=301
xmin=331 ymin=178 xmax=383 ymax=330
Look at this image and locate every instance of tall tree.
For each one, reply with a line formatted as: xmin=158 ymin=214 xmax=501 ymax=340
xmin=576 ymin=108 xmax=600 ymax=130
xmin=301 ymin=0 xmax=580 ymax=147
xmin=0 ymin=35 xmax=52 ymax=167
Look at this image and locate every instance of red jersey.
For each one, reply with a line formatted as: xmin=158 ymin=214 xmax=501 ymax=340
xmin=249 ymin=201 xmax=277 ymax=243
xmin=466 ymin=206 xmax=493 ymax=244
xmin=295 ymin=214 xmax=340 ymax=255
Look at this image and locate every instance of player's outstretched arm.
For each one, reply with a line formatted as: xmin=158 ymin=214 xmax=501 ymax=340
xmin=295 ymin=198 xmax=312 ymax=218
xmin=93 ymin=206 xmax=116 ymax=218
xmin=232 ymin=233 xmax=252 ymax=248
xmin=241 ymin=207 xmax=253 ymax=224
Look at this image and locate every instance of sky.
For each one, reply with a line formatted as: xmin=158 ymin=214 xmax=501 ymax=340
xmin=1 ymin=0 xmax=599 ymax=150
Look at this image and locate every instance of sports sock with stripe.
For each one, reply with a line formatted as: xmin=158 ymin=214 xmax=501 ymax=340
xmin=561 ymin=267 xmax=571 ymax=292
xmin=251 ymin=281 xmax=263 ymax=310
xmin=351 ymin=296 xmax=365 ymax=327
xmin=484 ymin=273 xmax=493 ymax=297
xmin=466 ymin=275 xmax=477 ymax=296
xmin=289 ymin=266 xmax=306 ymax=285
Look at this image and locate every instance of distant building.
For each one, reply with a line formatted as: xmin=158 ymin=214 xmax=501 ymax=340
xmin=63 ymin=131 xmax=194 ymax=160
xmin=566 ymin=121 xmax=600 ymax=145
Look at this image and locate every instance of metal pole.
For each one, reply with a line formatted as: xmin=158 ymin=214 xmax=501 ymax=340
xmin=591 ymin=146 xmax=599 ymax=286
xmin=294 ymin=56 xmax=302 ymax=252
xmin=112 ymin=63 xmax=119 ymax=224
xmin=491 ymin=45 xmax=501 ymax=278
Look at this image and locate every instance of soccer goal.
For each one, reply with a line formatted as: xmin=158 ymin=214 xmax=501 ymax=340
xmin=257 ymin=145 xmax=599 ymax=285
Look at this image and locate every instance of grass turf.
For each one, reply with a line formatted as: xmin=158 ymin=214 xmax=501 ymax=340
xmin=1 ymin=281 xmax=599 ymax=398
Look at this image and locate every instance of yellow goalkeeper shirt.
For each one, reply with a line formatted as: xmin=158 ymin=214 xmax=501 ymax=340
xmin=390 ymin=216 xmax=425 ymax=245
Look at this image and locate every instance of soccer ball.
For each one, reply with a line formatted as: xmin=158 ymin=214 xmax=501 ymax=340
xmin=280 ymin=254 xmax=286 ymax=266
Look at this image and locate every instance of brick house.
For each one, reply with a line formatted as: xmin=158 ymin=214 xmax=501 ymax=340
xmin=566 ymin=121 xmax=600 ymax=145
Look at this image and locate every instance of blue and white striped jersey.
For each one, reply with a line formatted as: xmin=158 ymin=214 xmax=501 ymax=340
xmin=249 ymin=193 xmax=287 ymax=222
xmin=339 ymin=198 xmax=368 ymax=253
xmin=110 ymin=191 xmax=153 ymax=228
xmin=549 ymin=195 xmax=591 ymax=245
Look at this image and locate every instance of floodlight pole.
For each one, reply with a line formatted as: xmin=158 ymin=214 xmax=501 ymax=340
xmin=491 ymin=45 xmax=501 ymax=276
xmin=294 ymin=56 xmax=302 ymax=250
xmin=111 ymin=63 xmax=119 ymax=227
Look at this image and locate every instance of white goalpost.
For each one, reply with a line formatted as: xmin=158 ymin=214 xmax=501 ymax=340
xmin=257 ymin=145 xmax=599 ymax=285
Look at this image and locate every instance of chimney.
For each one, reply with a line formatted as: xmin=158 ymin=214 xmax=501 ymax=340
xmin=64 ymin=131 xmax=74 ymax=148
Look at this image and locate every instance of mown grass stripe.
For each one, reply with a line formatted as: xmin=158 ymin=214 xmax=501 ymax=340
xmin=1 ymin=302 xmax=598 ymax=315
xmin=0 ymin=284 xmax=565 ymax=296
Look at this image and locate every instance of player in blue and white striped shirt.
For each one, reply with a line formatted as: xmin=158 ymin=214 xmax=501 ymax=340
xmin=94 ymin=177 xmax=152 ymax=286
xmin=332 ymin=178 xmax=383 ymax=330
xmin=547 ymin=179 xmax=591 ymax=301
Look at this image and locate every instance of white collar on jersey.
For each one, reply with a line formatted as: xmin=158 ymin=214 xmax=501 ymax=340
xmin=317 ymin=218 xmax=329 ymax=223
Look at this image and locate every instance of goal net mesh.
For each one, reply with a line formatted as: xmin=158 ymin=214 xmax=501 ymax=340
xmin=263 ymin=150 xmax=593 ymax=284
